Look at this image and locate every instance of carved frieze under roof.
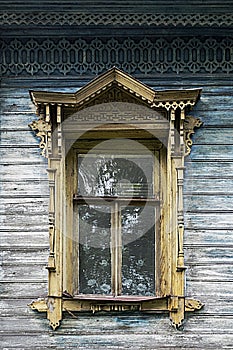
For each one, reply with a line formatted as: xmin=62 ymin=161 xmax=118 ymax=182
xmin=2 ymin=37 xmax=233 ymax=77
xmin=1 ymin=12 xmax=233 ymax=28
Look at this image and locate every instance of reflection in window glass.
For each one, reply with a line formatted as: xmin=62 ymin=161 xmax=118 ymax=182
xmin=78 ymin=154 xmax=153 ymax=198
xmin=76 ymin=151 xmax=156 ymax=296
xmin=121 ymin=205 xmax=155 ymax=296
xmin=78 ymin=205 xmax=111 ymax=294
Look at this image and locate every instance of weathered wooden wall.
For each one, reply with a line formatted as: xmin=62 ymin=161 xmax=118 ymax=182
xmin=1 ymin=0 xmax=233 ymax=347
xmin=1 ymin=76 xmax=233 ymax=349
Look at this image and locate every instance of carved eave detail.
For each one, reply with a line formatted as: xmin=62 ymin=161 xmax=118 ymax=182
xmin=29 ymin=67 xmax=202 ymax=158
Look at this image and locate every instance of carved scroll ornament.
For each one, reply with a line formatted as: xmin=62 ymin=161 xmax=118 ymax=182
xmin=184 ymin=115 xmax=203 ymax=155
xmin=29 ymin=118 xmax=51 ymax=157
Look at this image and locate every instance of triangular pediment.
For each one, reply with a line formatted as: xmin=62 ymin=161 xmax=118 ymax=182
xmin=30 ymin=67 xmax=156 ymax=108
xmin=30 ymin=67 xmax=201 ymax=114
xmin=73 ymin=67 xmax=156 ymax=107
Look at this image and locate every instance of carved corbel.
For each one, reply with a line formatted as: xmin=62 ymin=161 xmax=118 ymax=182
xmin=29 ymin=297 xmax=62 ymax=330
xmin=29 ymin=298 xmax=47 ymax=312
xmin=184 ymin=116 xmax=203 ymax=155
xmin=185 ymin=298 xmax=204 ymax=312
xmin=29 ymin=118 xmax=51 ymax=158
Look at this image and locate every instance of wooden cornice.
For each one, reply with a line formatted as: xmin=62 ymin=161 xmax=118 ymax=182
xmin=30 ymin=67 xmax=201 ymax=110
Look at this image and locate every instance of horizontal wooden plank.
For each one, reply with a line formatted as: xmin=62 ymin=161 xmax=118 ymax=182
xmin=184 ymin=194 xmax=233 ymax=211
xmin=190 ymin=144 xmax=233 ymax=160
xmin=0 ymin=333 xmax=232 ymax=350
xmin=1 ymin=315 xmax=233 ymax=349
xmin=185 ymin=246 xmax=233 ymax=264
xmin=0 ymin=281 xmax=47 ymax=299
xmin=0 ymin=198 xmax=48 ymax=214
xmin=0 ymin=96 xmax=34 ymax=112
xmin=185 ymin=160 xmax=233 ymax=177
xmin=187 ymin=280 xmax=233 ymax=299
xmin=1 ymin=248 xmax=49 ymax=264
xmin=0 ymin=224 xmax=48 ymax=232
xmin=0 ymin=113 xmax=36 ymax=128
xmin=195 ymin=95 xmax=233 ymax=112
xmin=0 ymin=180 xmax=49 ymax=195
xmin=0 ymin=298 xmax=46 ymax=317
xmin=0 ymin=263 xmax=47 ymax=282
xmin=0 ymin=130 xmax=41 ymax=145
xmin=0 ymin=224 xmax=48 ymax=234
xmin=184 ymin=178 xmax=233 ymax=194
xmin=191 ymin=128 xmax=233 ymax=145
xmin=1 ymin=231 xmax=48 ymax=247
xmin=184 ymin=229 xmax=233 ymax=246
xmin=186 ymin=263 xmax=233 ymax=282
xmin=186 ymin=295 xmax=233 ymax=316
xmin=0 ymin=147 xmax=43 ymax=162
xmin=0 ymin=212 xmax=48 ymax=227
xmin=0 ymin=163 xmax=48 ymax=179
xmin=184 ymin=212 xmax=233 ymax=229
xmin=193 ymin=109 xmax=233 ymax=127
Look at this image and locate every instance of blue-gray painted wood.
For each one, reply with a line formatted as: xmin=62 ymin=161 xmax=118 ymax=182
xmin=1 ymin=77 xmax=233 ymax=349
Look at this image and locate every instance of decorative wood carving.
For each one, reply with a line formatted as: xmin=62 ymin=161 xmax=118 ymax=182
xmin=2 ymin=12 xmax=232 ymax=28
xmin=29 ymin=67 xmax=203 ymax=330
xmin=185 ymin=298 xmax=204 ymax=312
xmin=29 ymin=118 xmax=51 ymax=157
xmin=184 ymin=116 xmax=203 ymax=155
xmin=2 ymin=37 xmax=233 ymax=77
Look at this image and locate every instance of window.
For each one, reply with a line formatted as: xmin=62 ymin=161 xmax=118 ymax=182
xmin=70 ymin=137 xmax=162 ymax=300
xmin=29 ymin=67 xmax=204 ymax=330
xmin=75 ymin=150 xmax=158 ymax=297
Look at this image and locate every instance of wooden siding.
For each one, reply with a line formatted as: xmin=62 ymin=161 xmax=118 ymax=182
xmin=1 ymin=79 xmax=233 ymax=349
xmin=0 ymin=1 xmax=231 ymax=13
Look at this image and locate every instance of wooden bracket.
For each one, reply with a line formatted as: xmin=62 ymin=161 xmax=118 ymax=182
xmin=185 ymin=298 xmax=204 ymax=312
xmin=28 ymin=298 xmax=48 ymax=312
xmin=184 ymin=115 xmax=203 ymax=155
xmin=29 ymin=117 xmax=51 ymax=157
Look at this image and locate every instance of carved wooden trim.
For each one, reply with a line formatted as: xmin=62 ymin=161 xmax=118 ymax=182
xmin=185 ymin=298 xmax=204 ymax=312
xmin=2 ymin=37 xmax=233 ymax=77
xmin=29 ymin=67 xmax=203 ymax=329
xmin=184 ymin=116 xmax=203 ymax=155
xmin=1 ymin=12 xmax=232 ymax=28
xmin=29 ymin=118 xmax=51 ymax=157
xmin=29 ymin=298 xmax=48 ymax=312
xmin=29 ymin=296 xmax=204 ymax=322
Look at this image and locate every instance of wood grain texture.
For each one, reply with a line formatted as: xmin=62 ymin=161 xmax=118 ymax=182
xmin=1 ymin=78 xmax=233 ymax=348
xmin=0 ymin=0 xmax=231 ymax=13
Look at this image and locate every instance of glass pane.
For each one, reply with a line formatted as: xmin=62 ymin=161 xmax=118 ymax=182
xmin=121 ymin=205 xmax=155 ymax=296
xmin=78 ymin=154 xmax=154 ymax=197
xmin=78 ymin=204 xmax=111 ymax=294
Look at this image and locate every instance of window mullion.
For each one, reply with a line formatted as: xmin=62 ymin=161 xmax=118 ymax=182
xmin=111 ymin=201 xmax=122 ymax=296
xmin=117 ymin=202 xmax=122 ymax=296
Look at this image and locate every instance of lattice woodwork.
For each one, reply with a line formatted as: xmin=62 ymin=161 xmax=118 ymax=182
xmin=1 ymin=37 xmax=233 ymax=76
xmin=1 ymin=12 xmax=233 ymax=27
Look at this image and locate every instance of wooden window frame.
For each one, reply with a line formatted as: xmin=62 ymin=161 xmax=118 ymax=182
xmin=29 ymin=67 xmax=204 ymax=330
xmin=72 ymin=140 xmax=161 ymax=298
